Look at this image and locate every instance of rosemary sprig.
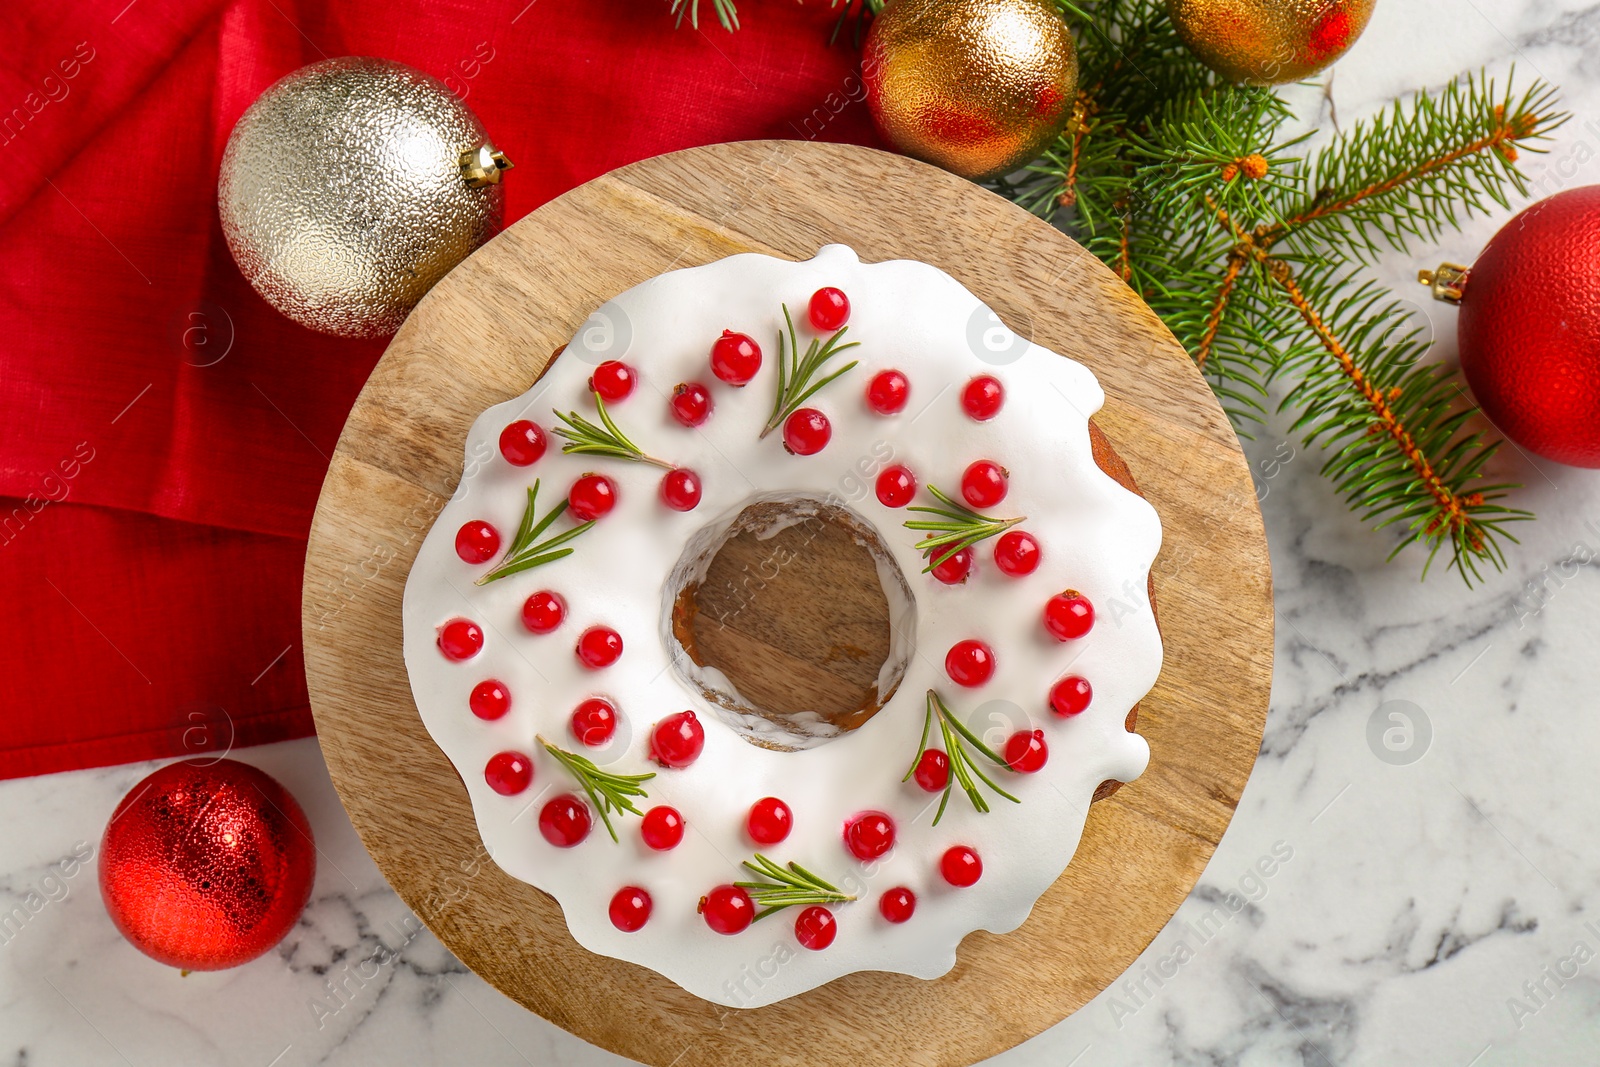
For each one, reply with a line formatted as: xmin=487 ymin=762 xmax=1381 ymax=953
xmin=904 ymin=486 xmax=1026 ymax=571
xmin=552 ymin=394 xmax=673 ymax=468
xmin=759 ymin=304 xmax=861 ymax=439
xmin=476 ymin=479 xmax=595 ymax=585
xmin=903 ymin=690 xmax=1019 ymax=826
xmin=536 ymin=736 xmax=655 ymax=843
xmin=735 ymin=854 xmax=857 ymax=920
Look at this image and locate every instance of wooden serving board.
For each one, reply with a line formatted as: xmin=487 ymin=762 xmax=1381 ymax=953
xmin=302 ymin=140 xmax=1273 ymax=1067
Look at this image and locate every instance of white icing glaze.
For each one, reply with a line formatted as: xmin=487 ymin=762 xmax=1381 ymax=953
xmin=402 ymin=245 xmax=1163 ymax=1008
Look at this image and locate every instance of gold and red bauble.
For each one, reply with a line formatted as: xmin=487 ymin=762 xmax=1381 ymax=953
xmin=1421 ymin=186 xmax=1600 ymax=468
xmin=863 ymin=0 xmax=1079 ymax=181
xmin=99 ymin=759 xmax=316 ymax=970
xmin=1166 ymin=0 xmax=1377 ymax=84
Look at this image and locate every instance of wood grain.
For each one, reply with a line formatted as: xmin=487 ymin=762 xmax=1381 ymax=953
xmin=301 ymin=140 xmax=1273 ymax=1067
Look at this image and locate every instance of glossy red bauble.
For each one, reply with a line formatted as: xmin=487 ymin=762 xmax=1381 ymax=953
xmin=539 ymin=794 xmax=592 ymax=848
xmin=994 ymin=530 xmax=1040 ymax=576
xmin=576 ymin=626 xmax=623 ymax=669
xmin=670 ymin=382 xmax=713 ymax=427
xmin=455 ymin=520 xmax=500 ymax=564
xmin=1003 ymin=730 xmax=1048 ymax=773
xmin=876 ymin=464 xmax=918 ymax=507
xmin=747 ymin=797 xmax=794 ymax=845
xmin=571 ymin=697 xmax=618 ymax=746
xmin=484 ymin=751 xmax=533 ymax=795
xmin=589 ymin=360 xmax=636 ymax=402
xmin=609 ymin=886 xmax=652 ymax=932
xmin=1455 ymin=185 xmax=1600 ymax=466
xmin=651 ymin=711 xmax=705 ymax=768
xmin=961 ymin=375 xmax=1004 ymax=421
xmin=945 ymin=639 xmax=995 ymax=687
xmin=843 ymin=811 xmax=896 ymax=861
xmin=795 ymin=906 xmax=838 ymax=950
xmin=437 ymin=618 xmax=483 ymax=661
xmin=568 ymin=474 xmax=617 ymax=521
xmin=1044 ymin=592 xmax=1095 ymax=641
xmin=941 ymin=845 xmax=982 ymax=887
xmin=1050 ymin=675 xmax=1093 ymax=717
xmin=701 ymin=885 xmax=754 ymax=934
xmin=809 ymin=287 xmax=851 ymax=331
xmin=99 ymin=759 xmax=315 ymax=970
xmin=913 ymin=749 xmax=950 ymax=792
xmin=879 ymin=887 xmax=916 ymax=924
xmin=499 ymin=420 xmax=547 ymax=466
xmin=640 ymin=805 xmax=686 ymax=850
xmin=521 ymin=590 xmax=566 ymax=634
xmin=711 ymin=330 xmax=762 ymax=385
xmin=961 ymin=460 xmax=1009 ymax=508
xmin=469 ymin=679 xmax=511 ymax=720
xmin=929 ymin=546 xmax=973 ymax=585
xmin=661 ymin=468 xmax=703 ymax=511
xmin=866 ymin=369 xmax=910 ymax=414
xmin=783 ymin=408 xmax=832 ymax=455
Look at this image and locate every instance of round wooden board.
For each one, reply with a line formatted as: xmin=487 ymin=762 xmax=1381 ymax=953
xmin=302 ymin=140 xmax=1272 ymax=1067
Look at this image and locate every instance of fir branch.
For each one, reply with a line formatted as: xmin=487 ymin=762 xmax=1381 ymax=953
xmin=670 ymin=0 xmax=738 ymax=31
xmin=760 ymin=304 xmax=861 ymax=439
xmin=476 ymin=480 xmax=595 ymax=585
xmin=903 ymin=690 xmax=1020 ymax=825
xmin=552 ymin=394 xmax=674 ymax=468
xmin=537 ymin=736 xmax=655 ymax=843
xmin=735 ymin=854 xmax=856 ymax=919
xmin=904 ymin=486 xmax=1025 ymax=570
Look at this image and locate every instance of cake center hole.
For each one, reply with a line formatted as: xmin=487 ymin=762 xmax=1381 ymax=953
xmin=664 ymin=497 xmax=916 ymax=751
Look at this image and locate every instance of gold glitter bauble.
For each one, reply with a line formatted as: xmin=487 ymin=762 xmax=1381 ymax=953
xmin=863 ymin=0 xmax=1078 ymax=181
xmin=218 ymin=57 xmax=511 ymax=338
xmin=1167 ymin=0 xmax=1377 ymax=85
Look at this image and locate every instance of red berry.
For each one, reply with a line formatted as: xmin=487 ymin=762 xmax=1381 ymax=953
xmin=746 ymin=797 xmax=793 ymax=845
xmin=539 ymin=794 xmax=591 ymax=847
xmin=1051 ymin=675 xmax=1093 ymax=717
xmin=945 ymin=639 xmax=995 ymax=687
xmin=961 ymin=460 xmax=1009 ymax=508
xmin=866 ymin=369 xmax=910 ymax=415
xmin=1044 ymin=592 xmax=1095 ymax=641
xmin=661 ymin=468 xmax=702 ymax=511
xmin=455 ymin=520 xmax=500 ymax=564
xmin=568 ymin=474 xmax=617 ymax=521
xmin=783 ymin=408 xmax=831 ymax=455
xmin=437 ymin=618 xmax=483 ymax=661
xmin=522 ymin=590 xmax=566 ymax=634
xmin=843 ymin=811 xmax=895 ymax=861
xmin=913 ymin=749 xmax=950 ymax=792
xmin=589 ymin=360 xmax=635 ymax=401
xmin=1004 ymin=729 xmax=1048 ymax=773
xmin=879 ymin=887 xmax=916 ymax=924
xmin=576 ymin=626 xmax=623 ymax=669
xmin=929 ymin=546 xmax=973 ymax=585
xmin=499 ymin=420 xmax=547 ymax=466
xmin=711 ymin=330 xmax=762 ymax=385
xmin=609 ymin=886 xmax=652 ymax=932
xmin=808 ymin=287 xmax=851 ymax=331
xmin=700 ymin=885 xmax=754 ymax=934
xmin=484 ymin=751 xmax=533 ymax=796
xmin=795 ymin=906 xmax=837 ymax=950
xmin=994 ymin=530 xmax=1040 ymax=576
xmin=962 ymin=376 xmax=1005 ymax=421
xmin=571 ymin=697 xmax=618 ymax=746
xmin=670 ymin=382 xmax=713 ymax=427
xmin=941 ymin=845 xmax=982 ymax=887
xmin=876 ymin=464 xmax=917 ymax=508
xmin=651 ymin=711 xmax=705 ymax=768
xmin=469 ymin=679 xmax=511 ymax=721
xmin=641 ymin=805 xmax=686 ymax=851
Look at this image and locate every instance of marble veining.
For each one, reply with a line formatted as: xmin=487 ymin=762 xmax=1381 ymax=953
xmin=5 ymin=0 xmax=1600 ymax=1061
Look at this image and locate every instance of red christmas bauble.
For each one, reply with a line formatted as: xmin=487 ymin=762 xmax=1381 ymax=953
xmin=99 ymin=759 xmax=316 ymax=970
xmin=1456 ymin=185 xmax=1600 ymax=467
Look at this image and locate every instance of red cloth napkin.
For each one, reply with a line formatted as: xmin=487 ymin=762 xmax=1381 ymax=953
xmin=0 ymin=0 xmax=880 ymax=779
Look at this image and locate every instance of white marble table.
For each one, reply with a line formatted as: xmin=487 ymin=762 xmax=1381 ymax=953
xmin=7 ymin=1 xmax=1600 ymax=1062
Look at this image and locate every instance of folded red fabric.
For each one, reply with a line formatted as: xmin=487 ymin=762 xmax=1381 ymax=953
xmin=0 ymin=0 xmax=880 ymax=778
